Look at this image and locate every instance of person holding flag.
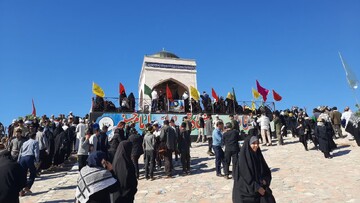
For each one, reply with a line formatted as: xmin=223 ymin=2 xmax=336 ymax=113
xmin=190 ymin=86 xmax=201 ymax=113
xmin=119 ymin=83 xmax=127 ymax=111
xmin=92 ymin=82 xmax=105 ymax=112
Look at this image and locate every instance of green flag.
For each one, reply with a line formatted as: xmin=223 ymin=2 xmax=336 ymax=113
xmin=144 ymin=84 xmax=152 ymax=99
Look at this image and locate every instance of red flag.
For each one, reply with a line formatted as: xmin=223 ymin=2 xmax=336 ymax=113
xmin=256 ymin=80 xmax=269 ymax=102
xmin=272 ymin=90 xmax=282 ymax=101
xmin=166 ymin=84 xmax=173 ymax=102
xmin=212 ymin=88 xmax=219 ymax=102
xmin=119 ymin=83 xmax=125 ymax=94
xmin=32 ymin=99 xmax=36 ymax=116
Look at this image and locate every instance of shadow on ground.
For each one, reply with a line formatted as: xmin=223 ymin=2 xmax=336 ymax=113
xmin=333 ymin=149 xmax=351 ymax=157
xmin=41 ymin=200 xmax=74 ymax=203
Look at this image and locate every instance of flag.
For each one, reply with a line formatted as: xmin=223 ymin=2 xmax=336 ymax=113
xmin=32 ymin=99 xmax=36 ymax=116
xmin=226 ymin=92 xmax=234 ymax=100
xmin=252 ymin=88 xmax=260 ymax=99
xmin=272 ymin=89 xmax=282 ymax=101
xmin=212 ymin=88 xmax=219 ymax=102
xmin=119 ymin=83 xmax=126 ymax=94
xmin=92 ymin=82 xmax=105 ymax=97
xmin=190 ymin=86 xmax=200 ymax=101
xmin=251 ymin=101 xmax=256 ymax=111
xmin=144 ymin=84 xmax=152 ymax=99
xmin=339 ymin=52 xmax=359 ymax=89
xmin=166 ymin=84 xmax=173 ymax=102
xmin=256 ymin=80 xmax=269 ymax=102
xmin=232 ymin=87 xmax=237 ymax=101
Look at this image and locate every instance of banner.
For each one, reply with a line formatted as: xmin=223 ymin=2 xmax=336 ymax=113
xmin=168 ymin=99 xmax=185 ymax=113
xmin=93 ymin=112 xmax=253 ymax=136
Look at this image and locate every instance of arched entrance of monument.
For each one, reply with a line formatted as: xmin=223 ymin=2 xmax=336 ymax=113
xmin=152 ymin=78 xmax=188 ymax=100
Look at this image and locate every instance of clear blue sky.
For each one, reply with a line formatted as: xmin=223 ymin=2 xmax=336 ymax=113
xmin=1 ymin=0 xmax=359 ymax=126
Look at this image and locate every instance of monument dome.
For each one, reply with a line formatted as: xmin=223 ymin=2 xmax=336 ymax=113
xmin=150 ymin=49 xmax=179 ymax=59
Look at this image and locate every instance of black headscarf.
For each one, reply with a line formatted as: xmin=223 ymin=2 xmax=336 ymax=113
xmin=112 ymin=141 xmax=137 ymax=202
xmin=87 ymin=151 xmax=107 ymax=168
xmin=233 ymin=136 xmax=272 ymax=202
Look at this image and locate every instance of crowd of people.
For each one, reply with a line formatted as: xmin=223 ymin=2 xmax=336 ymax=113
xmin=0 ymin=104 xmax=359 ymax=203
xmin=92 ymin=89 xmax=248 ymax=114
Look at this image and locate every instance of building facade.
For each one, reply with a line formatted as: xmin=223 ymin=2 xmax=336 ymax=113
xmin=138 ymin=50 xmax=197 ymax=111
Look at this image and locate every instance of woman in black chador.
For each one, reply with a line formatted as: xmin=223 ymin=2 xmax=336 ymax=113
xmin=232 ymin=136 xmax=275 ymax=203
xmin=315 ymin=118 xmax=336 ymax=159
xmin=112 ymin=141 xmax=138 ymax=203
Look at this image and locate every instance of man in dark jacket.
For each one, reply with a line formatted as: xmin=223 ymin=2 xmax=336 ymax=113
xmin=160 ymin=120 xmax=177 ymax=178
xmin=330 ymin=107 xmax=344 ymax=138
xmin=170 ymin=119 xmax=180 ymax=162
xmin=0 ymin=143 xmax=26 ymax=202
xmin=222 ymin=122 xmax=240 ymax=179
xmin=205 ymin=115 xmax=215 ymax=156
xmin=178 ymin=123 xmax=191 ymax=174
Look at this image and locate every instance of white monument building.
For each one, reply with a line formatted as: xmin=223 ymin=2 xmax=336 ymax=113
xmin=138 ymin=49 xmax=197 ymax=111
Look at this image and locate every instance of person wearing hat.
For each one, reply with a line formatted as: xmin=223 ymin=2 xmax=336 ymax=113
xmin=8 ymin=128 xmax=26 ymax=161
xmin=0 ymin=141 xmax=27 ymax=202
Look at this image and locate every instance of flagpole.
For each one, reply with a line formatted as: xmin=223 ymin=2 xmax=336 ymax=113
xmin=232 ymin=88 xmax=236 ymax=115
xmin=212 ymin=101 xmax=215 ymax=114
xmin=339 ymin=52 xmax=347 ymax=74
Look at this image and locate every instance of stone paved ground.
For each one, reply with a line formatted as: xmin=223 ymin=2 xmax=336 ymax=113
xmin=20 ymin=136 xmax=360 ymax=203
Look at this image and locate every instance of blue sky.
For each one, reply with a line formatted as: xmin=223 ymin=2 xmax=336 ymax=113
xmin=1 ymin=0 xmax=359 ymax=125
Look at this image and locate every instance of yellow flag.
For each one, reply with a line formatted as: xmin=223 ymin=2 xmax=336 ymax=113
xmin=251 ymin=101 xmax=256 ymax=111
xmin=252 ymin=88 xmax=260 ymax=99
xmin=226 ymin=92 xmax=234 ymax=100
xmin=190 ymin=86 xmax=200 ymax=101
xmin=92 ymin=82 xmax=105 ymax=97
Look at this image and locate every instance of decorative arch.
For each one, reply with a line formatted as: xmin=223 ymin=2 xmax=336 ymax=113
xmin=152 ymin=78 xmax=189 ymax=100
